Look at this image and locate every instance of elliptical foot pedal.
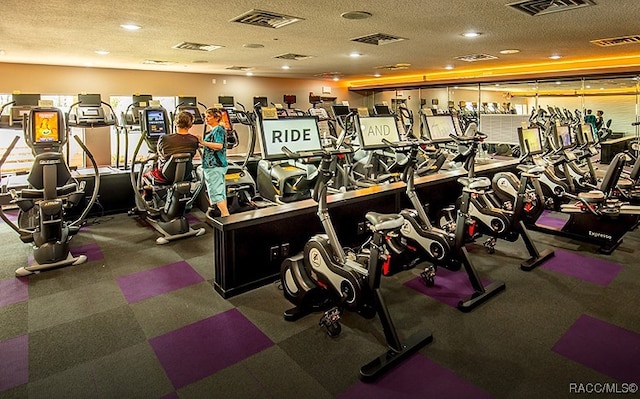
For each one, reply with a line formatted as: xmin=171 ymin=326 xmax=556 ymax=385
xmin=284 ymin=306 xmax=311 ymax=322
xmin=359 ymin=330 xmax=433 ymax=382
xmin=520 ymin=248 xmax=555 ymax=271
xmin=457 ymin=280 xmax=505 ymax=313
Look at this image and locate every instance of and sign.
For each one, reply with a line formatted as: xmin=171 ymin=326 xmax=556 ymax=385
xmin=358 ymin=116 xmax=401 ymax=150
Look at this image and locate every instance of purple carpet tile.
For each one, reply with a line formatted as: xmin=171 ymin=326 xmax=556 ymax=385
xmin=149 ymin=308 xmax=274 ymax=389
xmin=185 ymin=213 xmax=200 ymax=225
xmin=337 ymin=353 xmax=494 ymax=399
xmin=0 ymin=277 xmax=28 ymax=307
xmin=535 ymin=210 xmax=568 ymax=231
xmin=70 ymin=243 xmax=104 ymax=263
xmin=404 ymin=268 xmax=492 ymax=308
xmin=116 ymin=261 xmax=204 ymax=304
xmin=552 ymin=314 xmax=640 ymax=382
xmin=541 ymin=249 xmax=623 ymax=286
xmin=1 ymin=209 xmax=18 ymax=224
xmin=0 ymin=334 xmax=29 ymax=392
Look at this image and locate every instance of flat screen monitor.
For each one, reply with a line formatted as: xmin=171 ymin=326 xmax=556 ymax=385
xmin=373 ymin=104 xmax=392 ymax=116
xmin=177 ymin=105 xmax=203 ymax=124
xmin=309 ymin=94 xmax=321 ymax=104
xmin=218 ymin=96 xmax=235 ymax=108
xmin=133 ymin=94 xmax=153 ymax=107
xmin=13 ymin=94 xmax=41 ymax=107
xmin=259 ymin=117 xmax=322 ymax=161
xmin=357 ymin=115 xmax=401 ymax=150
xmin=331 ymin=105 xmax=350 ymax=118
xmin=253 ymin=96 xmax=268 ymax=107
xmin=143 ymin=108 xmax=168 ymax=138
xmin=517 ymin=127 xmax=543 ymax=155
xmin=78 ymin=94 xmax=102 ymax=106
xmin=554 ymin=124 xmax=573 ymax=149
xmin=32 ymin=109 xmax=62 ymax=144
xmin=283 ymin=94 xmax=297 ymax=105
xmin=423 ymin=114 xmax=457 ymax=143
xmin=578 ymin=123 xmax=595 ymax=145
xmin=177 ymin=96 xmax=197 ymax=106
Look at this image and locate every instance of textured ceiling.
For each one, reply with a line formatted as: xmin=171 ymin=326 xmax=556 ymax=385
xmin=1 ymin=0 xmax=639 ymax=85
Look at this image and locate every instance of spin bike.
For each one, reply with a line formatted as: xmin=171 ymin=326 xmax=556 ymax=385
xmin=438 ymin=132 xmax=555 ymax=271
xmin=279 ymin=137 xmax=432 ymax=381
xmin=384 ymin=138 xmax=505 ymax=311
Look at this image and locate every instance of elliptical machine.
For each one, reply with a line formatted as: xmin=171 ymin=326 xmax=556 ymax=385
xmin=0 ymin=107 xmax=100 ymax=276
xmin=279 ymin=114 xmax=432 ymax=381
xmin=129 ymin=105 xmax=205 ymax=244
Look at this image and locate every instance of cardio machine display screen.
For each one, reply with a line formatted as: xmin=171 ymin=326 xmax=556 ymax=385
xmin=555 ymin=125 xmax=573 ymax=149
xmin=33 ymin=110 xmax=61 ymax=144
xmin=517 ymin=127 xmax=543 ymax=155
xmin=145 ymin=109 xmax=167 ymax=138
xmin=423 ymin=114 xmax=457 ymax=143
xmin=259 ymin=117 xmax=323 ymax=161
xmin=357 ymin=116 xmax=401 ymax=150
xmin=579 ymin=123 xmax=595 ymax=145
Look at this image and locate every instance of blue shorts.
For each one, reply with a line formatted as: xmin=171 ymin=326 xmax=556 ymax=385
xmin=203 ymin=166 xmax=228 ymax=203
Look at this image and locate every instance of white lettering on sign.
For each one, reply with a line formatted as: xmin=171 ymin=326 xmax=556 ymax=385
xmin=260 ymin=117 xmax=322 ymax=160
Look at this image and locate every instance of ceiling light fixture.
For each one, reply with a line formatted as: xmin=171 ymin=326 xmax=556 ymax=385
xmin=462 ymin=31 xmax=481 ymax=38
xmin=332 ymin=76 xmax=339 ymax=81
xmin=95 ymin=50 xmax=110 ymax=55
xmin=246 ymin=72 xmax=254 ymax=76
xmin=349 ymin=52 xmax=361 ymax=58
xmin=281 ymin=65 xmax=290 ymax=70
xmin=374 ymin=73 xmax=381 ymax=77
xmin=499 ymin=49 xmax=520 ymax=54
xmin=444 ymin=65 xmax=454 ymax=70
xmin=549 ymin=54 xmax=562 ymax=59
xmin=120 ymin=24 xmax=141 ymax=30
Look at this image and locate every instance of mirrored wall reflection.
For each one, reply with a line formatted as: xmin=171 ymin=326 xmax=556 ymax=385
xmin=355 ymin=74 xmax=640 ymax=147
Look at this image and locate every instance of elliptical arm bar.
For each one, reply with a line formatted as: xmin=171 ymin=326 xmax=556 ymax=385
xmin=69 ymin=135 xmax=101 ymax=227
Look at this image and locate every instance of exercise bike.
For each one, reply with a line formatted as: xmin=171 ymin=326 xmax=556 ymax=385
xmin=0 ymin=107 xmax=100 ymax=276
xmin=437 ymin=130 xmax=555 ymax=271
xmin=383 ymin=138 xmax=506 ymax=311
xmin=279 ymin=121 xmax=432 ymax=381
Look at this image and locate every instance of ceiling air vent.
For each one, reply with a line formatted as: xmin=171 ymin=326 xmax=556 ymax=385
xmin=507 ymin=0 xmax=597 ymax=16
xmin=230 ymin=9 xmax=304 ymax=29
xmin=375 ymin=63 xmax=411 ymax=71
xmin=591 ymin=35 xmax=640 ymax=47
xmin=172 ymin=42 xmax=223 ymax=52
xmin=226 ymin=66 xmax=252 ymax=71
xmin=274 ymin=53 xmax=313 ymax=60
xmin=455 ymin=53 xmax=498 ymax=62
xmin=351 ymin=33 xmax=407 ymax=46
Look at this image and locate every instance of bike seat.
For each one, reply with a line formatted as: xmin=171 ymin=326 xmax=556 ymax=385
xmin=458 ymin=177 xmax=491 ymax=190
xmin=577 ymin=190 xmax=605 ymax=203
xmin=365 ymin=212 xmax=404 ymax=232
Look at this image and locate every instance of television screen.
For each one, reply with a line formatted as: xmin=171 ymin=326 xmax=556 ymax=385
xmin=517 ymin=127 xmax=543 ymax=155
xmin=133 ymin=94 xmax=153 ymax=107
xmin=144 ymin=109 xmax=167 ymax=138
xmin=357 ymin=116 xmax=401 ymax=150
xmin=579 ymin=123 xmax=595 ymax=145
xmin=373 ymin=104 xmax=392 ymax=115
xmin=13 ymin=93 xmax=41 ymax=107
xmin=177 ymin=96 xmax=197 ymax=106
xmin=423 ymin=114 xmax=457 ymax=143
xmin=253 ymin=96 xmax=268 ymax=107
xmin=283 ymin=94 xmax=297 ymax=105
xmin=555 ymin=125 xmax=573 ymax=149
xmin=78 ymin=94 xmax=102 ymax=106
xmin=259 ymin=117 xmax=322 ymax=161
xmin=33 ymin=110 xmax=61 ymax=143
xmin=218 ymin=96 xmax=235 ymax=108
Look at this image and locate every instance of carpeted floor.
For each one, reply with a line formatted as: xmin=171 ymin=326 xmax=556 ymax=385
xmin=1 ymin=209 xmax=639 ymax=399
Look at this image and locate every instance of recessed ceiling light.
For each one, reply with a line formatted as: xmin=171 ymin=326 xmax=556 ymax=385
xmin=95 ymin=50 xmax=110 ymax=55
xmin=341 ymin=11 xmax=372 ymax=20
xmin=499 ymin=49 xmax=520 ymax=54
xmin=585 ymin=85 xmax=591 ymax=88
xmin=120 ymin=24 xmax=141 ymax=30
xmin=349 ymin=52 xmax=362 ymax=58
xmin=332 ymin=76 xmax=339 ymax=81
xmin=549 ymin=54 xmax=562 ymax=59
xmin=374 ymin=72 xmax=381 ymax=77
xmin=246 ymin=72 xmax=254 ymax=76
xmin=462 ymin=31 xmax=481 ymax=38
xmin=281 ymin=65 xmax=290 ymax=70
xmin=444 ymin=65 xmax=454 ymax=70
